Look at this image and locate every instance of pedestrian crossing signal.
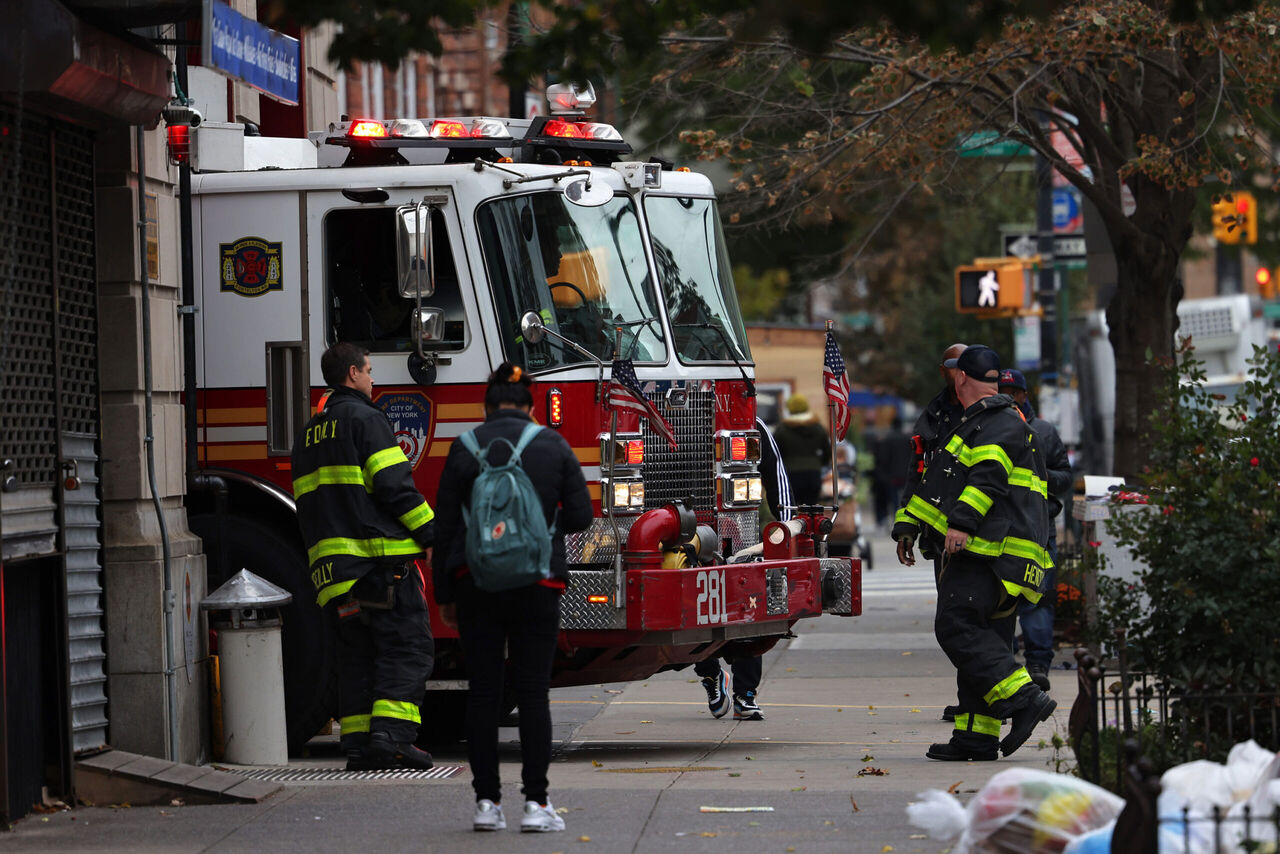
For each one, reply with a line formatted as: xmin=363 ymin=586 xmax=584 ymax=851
xmin=955 ymin=262 xmax=1027 ymax=315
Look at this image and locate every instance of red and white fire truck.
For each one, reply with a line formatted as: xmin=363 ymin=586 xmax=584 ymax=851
xmin=184 ymin=84 xmax=860 ymax=749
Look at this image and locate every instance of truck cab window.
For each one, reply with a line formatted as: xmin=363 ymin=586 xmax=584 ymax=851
xmin=644 ymin=196 xmax=752 ymax=364
xmin=477 ymin=191 xmax=666 ymax=371
xmin=324 ymin=207 xmax=466 ymax=352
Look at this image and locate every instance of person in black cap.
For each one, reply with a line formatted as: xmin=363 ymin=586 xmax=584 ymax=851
xmin=998 ymin=368 xmax=1072 ymax=691
xmin=893 ymin=342 xmax=967 ymax=574
xmin=893 ymin=345 xmax=1056 ymax=761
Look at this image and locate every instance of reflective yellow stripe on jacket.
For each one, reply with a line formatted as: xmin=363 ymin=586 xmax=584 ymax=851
xmin=398 ymin=501 xmax=435 ymax=531
xmin=293 ymin=465 xmax=366 ymax=498
xmin=363 ymin=446 xmax=410 ymax=484
xmin=307 ymin=536 xmax=423 ymax=567
xmin=945 ymin=436 xmax=1048 ymax=498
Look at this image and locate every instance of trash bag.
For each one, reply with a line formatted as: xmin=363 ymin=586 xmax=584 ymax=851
xmin=906 ymin=768 xmax=1124 ymax=854
xmin=905 ymin=790 xmax=968 ymax=841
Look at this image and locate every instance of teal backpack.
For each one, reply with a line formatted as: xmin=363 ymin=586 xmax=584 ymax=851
xmin=458 ymin=422 xmax=553 ymax=592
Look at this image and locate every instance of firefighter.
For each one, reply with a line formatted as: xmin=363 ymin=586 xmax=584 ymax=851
xmin=892 ymin=345 xmax=1056 ymax=761
xmin=292 ymin=341 xmax=436 ymax=770
xmin=895 ymin=342 xmax=967 ymax=723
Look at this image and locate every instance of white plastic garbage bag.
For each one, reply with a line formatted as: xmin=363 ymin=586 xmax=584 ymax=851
xmin=906 ymin=768 xmax=1124 ymax=854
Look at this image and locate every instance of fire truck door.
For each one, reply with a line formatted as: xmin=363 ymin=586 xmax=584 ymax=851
xmin=195 ymin=190 xmax=307 ymax=455
xmin=304 ymin=190 xmax=495 ymax=388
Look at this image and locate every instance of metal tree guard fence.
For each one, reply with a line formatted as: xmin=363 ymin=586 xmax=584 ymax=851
xmin=1069 ymin=639 xmax=1280 ymax=853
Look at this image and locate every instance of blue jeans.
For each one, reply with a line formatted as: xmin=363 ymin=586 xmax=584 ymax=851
xmin=1017 ymin=539 xmax=1057 ymax=670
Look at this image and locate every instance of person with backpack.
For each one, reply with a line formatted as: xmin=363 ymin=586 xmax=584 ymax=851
xmin=433 ymin=362 xmax=593 ymax=833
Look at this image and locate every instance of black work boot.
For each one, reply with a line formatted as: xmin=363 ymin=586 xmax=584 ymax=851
xmin=1028 ymin=664 xmax=1051 ymax=692
xmin=1001 ymin=690 xmax=1057 ymax=757
xmin=361 ymin=731 xmax=434 ymax=770
xmin=342 ymin=733 xmax=371 ymax=771
xmin=926 ymin=739 xmax=999 ymax=761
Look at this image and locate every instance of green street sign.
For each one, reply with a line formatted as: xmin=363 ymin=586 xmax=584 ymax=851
xmin=958 ymin=130 xmax=1032 ymax=158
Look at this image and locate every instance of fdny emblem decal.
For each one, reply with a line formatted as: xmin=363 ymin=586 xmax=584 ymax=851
xmin=220 ymin=237 xmax=283 ymax=297
xmin=374 ymin=392 xmax=432 ymax=469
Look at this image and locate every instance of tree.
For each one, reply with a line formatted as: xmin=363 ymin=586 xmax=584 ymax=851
xmin=614 ymin=3 xmax=1280 ymax=477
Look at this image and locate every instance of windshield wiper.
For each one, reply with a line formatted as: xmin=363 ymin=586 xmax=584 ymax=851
xmin=673 ymin=322 xmax=756 ymax=398
xmin=473 ymin=158 xmax=590 ymax=190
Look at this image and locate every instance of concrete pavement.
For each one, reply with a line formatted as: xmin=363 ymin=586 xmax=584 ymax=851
xmin=0 ymin=559 xmax=1078 ymax=853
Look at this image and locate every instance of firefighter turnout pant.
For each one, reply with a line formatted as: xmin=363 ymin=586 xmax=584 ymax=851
xmin=935 ymin=554 xmax=1037 ymax=747
xmin=333 ymin=560 xmax=434 ymax=747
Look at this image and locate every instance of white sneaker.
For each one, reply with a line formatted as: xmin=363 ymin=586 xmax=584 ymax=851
xmin=520 ymin=800 xmax=565 ymax=832
xmin=473 ymin=799 xmax=506 ymax=831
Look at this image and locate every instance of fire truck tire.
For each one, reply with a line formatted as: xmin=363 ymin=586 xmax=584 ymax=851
xmin=416 ymin=690 xmax=469 ymax=747
xmin=191 ymin=512 xmax=338 ymax=754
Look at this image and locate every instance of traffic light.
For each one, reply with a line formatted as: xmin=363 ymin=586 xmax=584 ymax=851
xmin=955 ymin=261 xmax=1028 ymax=314
xmin=1212 ymin=191 xmax=1258 ymax=244
xmin=1258 ymin=266 xmax=1274 ymax=300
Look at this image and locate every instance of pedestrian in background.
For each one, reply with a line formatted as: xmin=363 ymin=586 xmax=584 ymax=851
xmin=771 ymin=393 xmax=831 ymax=505
xmin=894 ymin=345 xmax=1056 ymax=762
xmin=291 ymin=342 xmax=437 ymax=771
xmin=871 ymin=414 xmax=911 ymax=529
xmin=893 ymin=343 xmax=967 ymax=722
xmin=999 ymin=368 xmax=1072 ymax=692
xmin=693 ymin=416 xmax=791 ymax=722
xmin=433 ymin=363 xmax=593 ymax=833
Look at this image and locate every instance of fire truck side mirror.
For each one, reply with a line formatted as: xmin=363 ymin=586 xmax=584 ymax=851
xmin=520 ymin=310 xmax=548 ymax=344
xmin=396 ymin=206 xmax=435 ymax=299
xmin=412 ymin=307 xmax=445 ymax=348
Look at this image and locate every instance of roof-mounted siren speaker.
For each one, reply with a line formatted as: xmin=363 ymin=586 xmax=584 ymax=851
xmin=546 ymin=82 xmax=596 ymax=117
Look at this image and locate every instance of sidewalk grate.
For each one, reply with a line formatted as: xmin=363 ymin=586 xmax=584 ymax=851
xmin=217 ymin=765 xmax=464 ymax=783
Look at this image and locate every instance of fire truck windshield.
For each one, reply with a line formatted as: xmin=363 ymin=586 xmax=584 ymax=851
xmin=644 ymin=196 xmax=752 ymax=364
xmin=478 ymin=191 xmax=667 ymax=370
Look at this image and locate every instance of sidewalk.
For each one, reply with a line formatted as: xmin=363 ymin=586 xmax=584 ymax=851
xmin=0 ymin=562 xmax=1079 ymax=853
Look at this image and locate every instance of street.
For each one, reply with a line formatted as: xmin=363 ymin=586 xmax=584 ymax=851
xmin=0 ymin=557 xmax=1074 ymax=853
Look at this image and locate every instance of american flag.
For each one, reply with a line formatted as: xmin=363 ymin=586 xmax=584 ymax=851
xmin=823 ymin=330 xmax=851 ymax=442
xmin=608 ymin=358 xmax=678 ymax=450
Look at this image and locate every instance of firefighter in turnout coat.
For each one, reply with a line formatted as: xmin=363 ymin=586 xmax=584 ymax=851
xmin=891 ymin=345 xmax=1057 ymax=761
xmin=292 ymin=342 xmax=436 ymax=771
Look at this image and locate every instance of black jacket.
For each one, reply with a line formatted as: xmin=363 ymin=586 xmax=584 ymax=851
xmin=432 ymin=408 xmax=593 ymax=604
xmin=1019 ymin=402 xmax=1072 ymax=519
xmin=891 ymin=394 xmax=1053 ymax=604
xmin=291 ymin=386 xmax=435 ymax=606
xmin=893 ymin=387 xmax=964 ymax=550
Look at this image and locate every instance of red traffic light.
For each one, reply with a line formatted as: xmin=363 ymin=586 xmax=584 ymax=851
xmin=1259 ymin=268 xmax=1272 ymax=287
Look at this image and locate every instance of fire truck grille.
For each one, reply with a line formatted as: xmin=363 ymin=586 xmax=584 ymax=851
xmin=642 ymin=387 xmax=715 ymax=522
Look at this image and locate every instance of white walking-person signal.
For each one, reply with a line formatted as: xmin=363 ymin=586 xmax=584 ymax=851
xmin=977 ymin=270 xmax=1000 ymax=307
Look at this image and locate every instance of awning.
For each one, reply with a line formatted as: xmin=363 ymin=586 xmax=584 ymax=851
xmin=0 ymin=0 xmax=171 ymax=127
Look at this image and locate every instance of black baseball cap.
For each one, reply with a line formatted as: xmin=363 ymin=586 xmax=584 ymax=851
xmin=944 ymin=345 xmax=1001 ymax=383
xmin=998 ymin=368 xmax=1027 ymax=390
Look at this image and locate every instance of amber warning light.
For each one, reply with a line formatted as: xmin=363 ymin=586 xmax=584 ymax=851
xmin=547 ymin=388 xmax=564 ymax=427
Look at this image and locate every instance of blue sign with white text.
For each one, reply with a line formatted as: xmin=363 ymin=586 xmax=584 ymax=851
xmin=206 ymin=0 xmax=300 ymax=105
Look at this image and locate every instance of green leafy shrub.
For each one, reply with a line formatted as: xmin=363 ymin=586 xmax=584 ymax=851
xmin=1105 ymin=340 xmax=1280 ymax=699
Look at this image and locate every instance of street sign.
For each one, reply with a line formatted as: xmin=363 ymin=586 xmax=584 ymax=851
xmin=1013 ymin=315 xmax=1041 ymax=371
xmin=1052 ymin=186 xmax=1083 ymax=233
xmin=957 ymin=130 xmax=1032 ymax=158
xmin=1004 ymin=232 xmax=1037 ymax=259
xmin=1053 ymin=235 xmax=1086 ymax=258
xmin=202 ymin=0 xmax=300 ymax=105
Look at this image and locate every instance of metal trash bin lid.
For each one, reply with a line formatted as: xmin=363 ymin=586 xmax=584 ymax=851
xmin=200 ymin=568 xmax=293 ymax=610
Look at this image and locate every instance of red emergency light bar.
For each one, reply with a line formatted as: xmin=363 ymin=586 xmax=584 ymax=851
xmin=348 ymin=120 xmax=389 ymax=138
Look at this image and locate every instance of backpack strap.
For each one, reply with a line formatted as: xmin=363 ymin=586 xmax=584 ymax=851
xmin=509 ymin=422 xmax=543 ymax=465
xmin=458 ymin=429 xmax=484 ymax=464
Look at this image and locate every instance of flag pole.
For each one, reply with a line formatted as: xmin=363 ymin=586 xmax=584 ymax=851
xmin=607 ymin=325 xmax=625 ymax=608
xmin=825 ymin=320 xmax=841 ymax=548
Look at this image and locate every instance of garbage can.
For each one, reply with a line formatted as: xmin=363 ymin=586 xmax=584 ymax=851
xmin=200 ymin=569 xmax=293 ymax=766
